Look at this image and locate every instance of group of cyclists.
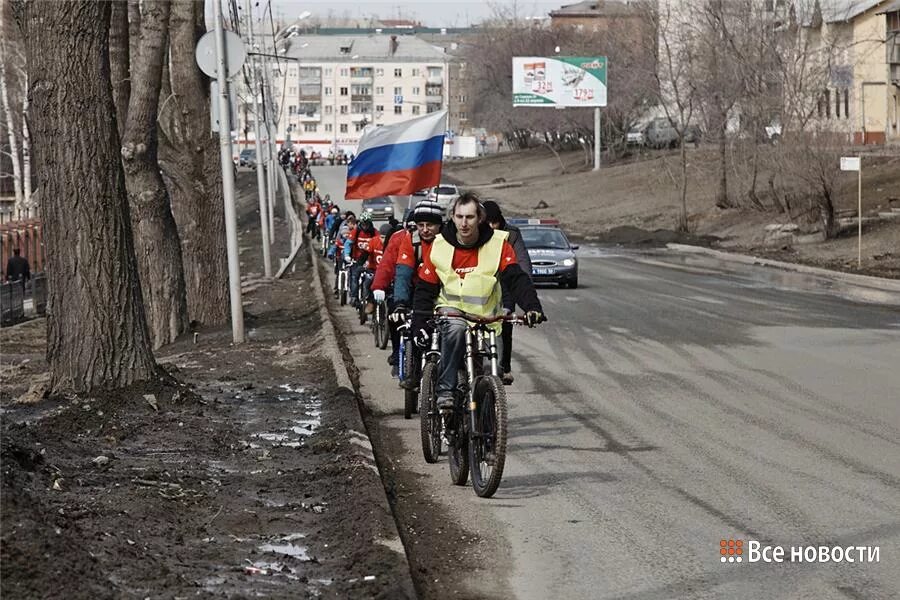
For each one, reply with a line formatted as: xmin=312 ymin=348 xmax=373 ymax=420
xmin=303 ymin=183 xmax=548 ymax=497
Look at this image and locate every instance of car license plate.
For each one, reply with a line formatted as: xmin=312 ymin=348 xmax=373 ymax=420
xmin=533 ymin=268 xmax=553 ymax=275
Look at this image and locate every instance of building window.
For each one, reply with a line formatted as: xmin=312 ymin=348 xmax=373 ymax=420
xmin=289 ymin=86 xmax=298 ymax=95
xmin=412 ymin=68 xmax=420 ymax=76
xmin=460 ymin=111 xmax=467 ymax=120
xmin=458 ymin=94 xmax=467 ymax=103
xmin=340 ymin=105 xmax=348 ymax=114
xmin=324 ymin=87 xmax=332 ymax=95
xmin=394 ymin=86 xmax=402 ymax=96
xmin=394 ymin=105 xmax=402 ymax=115
xmin=844 ymin=89 xmax=849 ymax=118
xmin=427 ymin=66 xmax=442 ymax=78
xmin=340 ymin=68 xmax=349 ymax=77
xmin=325 ymin=123 xmax=333 ymax=132
xmin=355 ymin=122 xmax=366 ymax=132
xmin=824 ymin=89 xmax=831 ymax=118
xmin=340 ymin=124 xmax=348 ymax=133
xmin=412 ymin=105 xmax=420 ymax=115
xmin=340 ymin=87 xmax=348 ymax=96
xmin=376 ymin=68 xmax=384 ymax=76
xmin=394 ymin=68 xmax=402 ymax=77
xmin=835 ymin=89 xmax=842 ymax=118
xmin=304 ymin=123 xmax=317 ymax=132
xmin=412 ymin=86 xmax=420 ymax=95
xmin=325 ymin=68 xmax=333 ymax=76
xmin=375 ymin=86 xmax=384 ymax=95
xmin=375 ymin=105 xmax=384 ymax=113
xmin=324 ymin=106 xmax=333 ymax=115
xmin=288 ymin=105 xmax=297 ymax=115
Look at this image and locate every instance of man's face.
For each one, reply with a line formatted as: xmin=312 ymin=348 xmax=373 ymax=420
xmin=416 ymin=221 xmax=440 ymax=242
xmin=452 ymin=202 xmax=481 ymax=245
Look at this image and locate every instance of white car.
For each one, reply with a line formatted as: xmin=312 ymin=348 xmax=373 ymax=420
xmin=427 ymin=184 xmax=460 ymax=211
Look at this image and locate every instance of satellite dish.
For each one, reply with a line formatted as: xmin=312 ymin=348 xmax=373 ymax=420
xmin=195 ymin=30 xmax=247 ymax=80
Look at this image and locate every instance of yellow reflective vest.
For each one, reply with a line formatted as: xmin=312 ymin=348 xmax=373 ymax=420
xmin=430 ymin=230 xmax=508 ymax=330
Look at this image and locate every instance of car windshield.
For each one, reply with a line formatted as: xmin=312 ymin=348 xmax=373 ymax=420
xmin=363 ymin=197 xmax=390 ymax=206
xmin=521 ymin=228 xmax=570 ymax=249
xmin=434 ymin=186 xmax=457 ymax=195
xmin=241 ymin=149 xmax=255 ymax=157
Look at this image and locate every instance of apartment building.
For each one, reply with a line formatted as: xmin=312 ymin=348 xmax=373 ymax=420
xmin=255 ymin=34 xmax=450 ymax=153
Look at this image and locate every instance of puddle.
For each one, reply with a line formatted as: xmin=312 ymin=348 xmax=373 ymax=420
xmin=258 ymin=542 xmax=311 ymax=561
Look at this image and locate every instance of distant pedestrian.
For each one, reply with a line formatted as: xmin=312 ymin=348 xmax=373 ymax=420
xmin=5 ymin=248 xmax=31 ymax=290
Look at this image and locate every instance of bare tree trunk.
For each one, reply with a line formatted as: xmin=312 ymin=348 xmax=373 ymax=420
xmin=0 ymin=58 xmax=24 ymax=215
xmin=678 ymin=138 xmax=689 ymax=231
xmin=13 ymin=0 xmax=158 ymax=393
xmin=714 ymin=117 xmax=731 ymax=209
xmin=20 ymin=68 xmax=32 ymax=216
xmin=109 ymin=0 xmax=130 ymax=140
xmin=158 ymin=0 xmax=228 ymax=326
xmin=121 ymin=0 xmax=188 ymax=349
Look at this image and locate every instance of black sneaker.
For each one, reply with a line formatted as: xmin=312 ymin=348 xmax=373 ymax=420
xmin=387 ymin=355 xmax=396 ymax=366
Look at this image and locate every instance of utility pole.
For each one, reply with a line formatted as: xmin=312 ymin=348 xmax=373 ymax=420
xmin=245 ymin=0 xmax=272 ymax=277
xmin=212 ymin=0 xmax=245 ymax=343
xmin=260 ymin=48 xmax=279 ymax=238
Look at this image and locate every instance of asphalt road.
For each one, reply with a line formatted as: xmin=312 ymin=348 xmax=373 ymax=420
xmin=313 ymin=166 xmax=900 ymax=599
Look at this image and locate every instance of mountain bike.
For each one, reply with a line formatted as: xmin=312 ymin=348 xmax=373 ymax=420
xmin=336 ymin=260 xmax=350 ymax=306
xmin=356 ymin=269 xmax=374 ymax=325
xmin=430 ymin=309 xmax=523 ymax=498
xmin=371 ymin=297 xmax=389 ymax=350
xmin=418 ymin=321 xmax=443 ymax=462
xmin=397 ymin=320 xmax=418 ymax=419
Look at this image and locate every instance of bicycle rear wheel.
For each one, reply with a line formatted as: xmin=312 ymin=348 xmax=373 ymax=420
xmin=469 ymin=376 xmax=508 ymax=498
xmin=418 ymin=360 xmax=441 ymax=462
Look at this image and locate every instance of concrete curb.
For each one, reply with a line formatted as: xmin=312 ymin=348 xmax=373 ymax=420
xmin=307 ymin=229 xmax=355 ymax=392
xmin=666 ymin=243 xmax=900 ymax=293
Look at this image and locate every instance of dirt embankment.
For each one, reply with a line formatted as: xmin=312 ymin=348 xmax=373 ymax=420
xmin=444 ymin=147 xmax=900 ymax=278
xmin=0 ymin=173 xmax=413 ymax=599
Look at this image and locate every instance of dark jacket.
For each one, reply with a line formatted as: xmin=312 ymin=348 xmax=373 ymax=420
xmin=412 ymin=221 xmax=542 ymax=327
xmin=504 ymin=224 xmax=532 ymax=277
xmin=5 ymin=255 xmax=30 ymax=283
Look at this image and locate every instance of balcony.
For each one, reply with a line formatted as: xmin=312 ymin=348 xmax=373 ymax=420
xmin=350 ymin=68 xmax=374 ymax=81
xmin=425 ymin=86 xmax=443 ymax=103
xmin=426 ymin=73 xmax=443 ymax=85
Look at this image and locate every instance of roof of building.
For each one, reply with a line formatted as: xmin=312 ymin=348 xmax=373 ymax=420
xmin=876 ymin=0 xmax=900 ymax=13
xmin=280 ymin=34 xmax=449 ymax=62
xmin=550 ymin=0 xmax=643 ymax=18
xmin=795 ymin=0 xmax=889 ymax=25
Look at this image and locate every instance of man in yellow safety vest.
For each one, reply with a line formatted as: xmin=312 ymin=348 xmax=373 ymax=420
xmin=412 ymin=192 xmax=546 ymax=409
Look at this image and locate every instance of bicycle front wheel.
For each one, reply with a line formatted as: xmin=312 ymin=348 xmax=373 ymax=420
xmin=419 ymin=360 xmax=442 ymax=462
xmin=469 ymin=376 xmax=508 ymax=498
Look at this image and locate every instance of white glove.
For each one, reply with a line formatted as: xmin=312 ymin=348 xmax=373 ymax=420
xmin=372 ymin=289 xmax=386 ymax=303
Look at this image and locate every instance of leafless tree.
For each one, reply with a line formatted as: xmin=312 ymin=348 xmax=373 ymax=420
xmin=158 ymin=0 xmax=229 ymax=326
xmin=119 ymin=0 xmax=190 ymax=348
xmin=13 ymin=0 xmax=159 ymax=392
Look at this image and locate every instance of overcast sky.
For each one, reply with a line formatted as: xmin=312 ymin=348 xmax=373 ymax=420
xmin=270 ymin=0 xmax=565 ymax=27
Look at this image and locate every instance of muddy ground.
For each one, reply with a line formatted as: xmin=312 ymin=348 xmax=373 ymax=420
xmin=0 ymin=172 xmax=413 ymax=599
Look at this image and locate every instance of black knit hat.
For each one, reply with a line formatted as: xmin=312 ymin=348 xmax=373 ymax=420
xmin=482 ymin=200 xmax=506 ymax=228
xmin=412 ymin=200 xmax=444 ymax=225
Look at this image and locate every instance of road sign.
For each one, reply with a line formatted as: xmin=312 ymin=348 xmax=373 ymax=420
xmin=840 ymin=156 xmax=860 ymax=171
xmin=394 ymin=95 xmax=403 ymax=105
xmin=195 ymin=30 xmax=246 ymax=80
xmin=512 ymin=56 xmax=607 ymax=107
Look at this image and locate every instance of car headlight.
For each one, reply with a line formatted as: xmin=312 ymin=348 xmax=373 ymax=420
xmin=561 ymin=258 xmax=576 ymax=267
xmin=385 ymin=206 xmax=393 ymax=212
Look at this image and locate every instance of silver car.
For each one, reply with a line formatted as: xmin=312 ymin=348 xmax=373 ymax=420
xmin=427 ymin=184 xmax=460 ymax=212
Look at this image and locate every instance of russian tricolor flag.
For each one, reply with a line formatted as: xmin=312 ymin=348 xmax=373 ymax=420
xmin=345 ymin=110 xmax=448 ymax=200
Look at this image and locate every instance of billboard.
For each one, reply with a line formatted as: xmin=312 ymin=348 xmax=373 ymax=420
xmin=512 ymin=56 xmax=607 ymax=107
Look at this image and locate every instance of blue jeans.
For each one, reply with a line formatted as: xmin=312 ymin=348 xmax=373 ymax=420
xmin=436 ymin=317 xmax=502 ymax=399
